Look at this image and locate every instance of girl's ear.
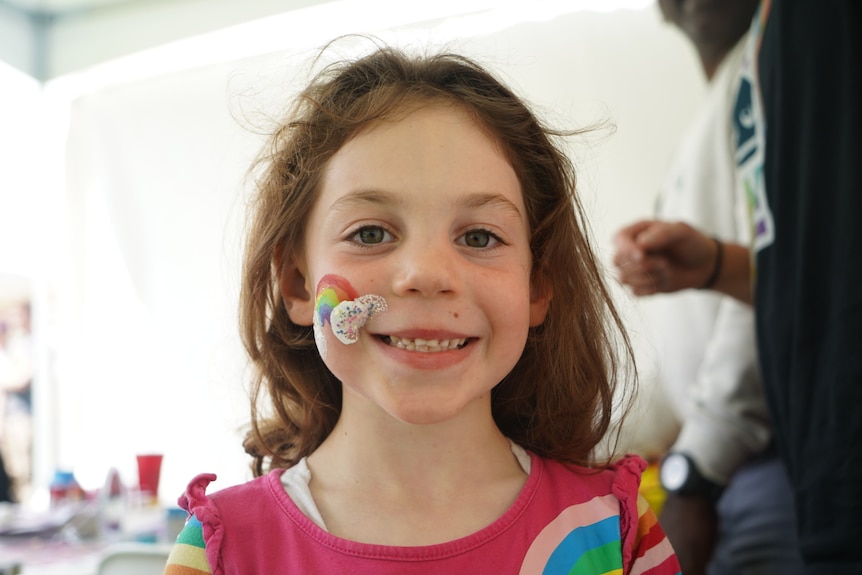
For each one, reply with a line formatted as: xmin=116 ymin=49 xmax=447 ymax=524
xmin=277 ymin=249 xmax=314 ymax=326
xmin=529 ymin=281 xmax=552 ymax=327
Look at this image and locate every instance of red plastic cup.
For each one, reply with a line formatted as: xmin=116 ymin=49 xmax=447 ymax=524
xmin=136 ymin=453 xmax=163 ymax=502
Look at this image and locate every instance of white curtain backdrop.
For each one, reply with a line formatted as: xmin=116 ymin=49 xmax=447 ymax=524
xmin=0 ymin=64 xmax=45 ymax=279
xmin=47 ymin=3 xmax=703 ymax=501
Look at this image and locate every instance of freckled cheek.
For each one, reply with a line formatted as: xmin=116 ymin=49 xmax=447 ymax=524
xmin=325 ymin=261 xmax=384 ymax=292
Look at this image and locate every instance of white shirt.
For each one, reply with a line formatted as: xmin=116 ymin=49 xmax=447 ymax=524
xmin=640 ymin=35 xmax=772 ymax=484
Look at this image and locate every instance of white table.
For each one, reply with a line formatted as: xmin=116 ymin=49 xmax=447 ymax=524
xmin=0 ymin=538 xmax=104 ymax=574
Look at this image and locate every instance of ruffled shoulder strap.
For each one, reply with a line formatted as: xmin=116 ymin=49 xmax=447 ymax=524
xmin=178 ymin=473 xmax=225 ymax=575
xmin=178 ymin=471 xmax=287 ymax=575
xmin=609 ymin=454 xmax=647 ymax=571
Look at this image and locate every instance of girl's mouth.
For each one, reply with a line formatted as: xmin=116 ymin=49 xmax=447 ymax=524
xmin=381 ymin=335 xmax=470 ymax=352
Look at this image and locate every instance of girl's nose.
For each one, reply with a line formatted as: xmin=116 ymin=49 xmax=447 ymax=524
xmin=391 ymin=238 xmax=460 ymax=297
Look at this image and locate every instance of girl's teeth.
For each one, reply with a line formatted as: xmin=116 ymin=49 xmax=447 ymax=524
xmin=386 ymin=335 xmax=467 ymax=352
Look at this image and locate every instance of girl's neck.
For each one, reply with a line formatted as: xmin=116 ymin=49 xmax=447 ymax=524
xmin=304 ymin=398 xmax=528 ymax=545
xmin=310 ymin=399 xmax=518 ymax=484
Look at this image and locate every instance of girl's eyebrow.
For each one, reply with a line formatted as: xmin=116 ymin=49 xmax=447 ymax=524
xmin=330 ymin=190 xmax=523 ymax=218
xmin=462 ymin=192 xmax=523 ymax=219
xmin=329 ymin=190 xmax=398 ymax=212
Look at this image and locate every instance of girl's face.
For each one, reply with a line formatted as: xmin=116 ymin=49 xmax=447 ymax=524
xmin=283 ymin=104 xmax=550 ymax=426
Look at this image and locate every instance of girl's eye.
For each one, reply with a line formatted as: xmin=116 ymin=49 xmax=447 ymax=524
xmin=460 ymin=229 xmax=501 ymax=249
xmin=351 ymin=225 xmax=392 ymax=245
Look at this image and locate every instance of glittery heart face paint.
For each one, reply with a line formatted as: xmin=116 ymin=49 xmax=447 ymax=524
xmin=313 ymin=274 xmax=388 ymax=359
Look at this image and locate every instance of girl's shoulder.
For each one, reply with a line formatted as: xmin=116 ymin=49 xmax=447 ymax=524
xmin=528 ymin=452 xmax=648 ymax=547
xmin=180 ymin=469 xmax=289 ymax=524
xmin=537 ymin=452 xmax=647 ymax=501
xmin=536 ymin=453 xmax=650 ymax=540
xmin=174 ymin=470 xmax=299 ymax=573
xmin=531 ymin=454 xmax=678 ymax=574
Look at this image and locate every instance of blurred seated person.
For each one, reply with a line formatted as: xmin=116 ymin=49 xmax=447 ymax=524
xmin=611 ymin=1 xmax=802 ymax=573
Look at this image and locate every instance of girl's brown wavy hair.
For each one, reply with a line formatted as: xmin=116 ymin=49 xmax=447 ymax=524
xmin=240 ymin=42 xmax=634 ymax=476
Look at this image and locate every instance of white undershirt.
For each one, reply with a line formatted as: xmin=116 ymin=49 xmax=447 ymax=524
xmin=280 ymin=440 xmax=532 ymax=531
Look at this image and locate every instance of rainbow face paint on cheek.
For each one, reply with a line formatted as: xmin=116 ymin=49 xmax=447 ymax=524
xmin=313 ymin=274 xmax=387 ymax=358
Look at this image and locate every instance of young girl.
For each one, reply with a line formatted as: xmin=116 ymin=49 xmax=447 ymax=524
xmin=163 ymin=44 xmax=680 ymax=575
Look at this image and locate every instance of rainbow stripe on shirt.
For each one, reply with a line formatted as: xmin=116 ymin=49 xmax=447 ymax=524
xmin=162 ymin=516 xmax=212 ymax=575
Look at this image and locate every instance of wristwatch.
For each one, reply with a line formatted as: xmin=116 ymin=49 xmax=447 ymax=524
xmin=659 ymin=452 xmax=725 ymax=501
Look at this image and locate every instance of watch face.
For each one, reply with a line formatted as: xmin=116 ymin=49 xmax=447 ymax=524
xmin=661 ymin=453 xmax=690 ymax=491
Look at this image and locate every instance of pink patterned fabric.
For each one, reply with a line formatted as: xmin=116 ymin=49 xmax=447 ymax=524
xmin=178 ymin=453 xmax=680 ymax=574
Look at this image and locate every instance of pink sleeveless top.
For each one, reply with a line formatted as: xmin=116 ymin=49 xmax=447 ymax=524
xmin=177 ymin=453 xmax=679 ymax=574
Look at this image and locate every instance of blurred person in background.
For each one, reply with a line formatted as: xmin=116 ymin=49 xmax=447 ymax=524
xmin=612 ymin=1 xmax=802 ymax=573
xmin=0 ymin=303 xmax=33 ymax=503
xmin=614 ymin=1 xmax=862 ymax=572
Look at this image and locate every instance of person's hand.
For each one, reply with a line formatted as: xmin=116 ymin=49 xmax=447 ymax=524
xmin=612 ymin=220 xmax=717 ymax=296
xmin=659 ymin=493 xmax=719 ymax=575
